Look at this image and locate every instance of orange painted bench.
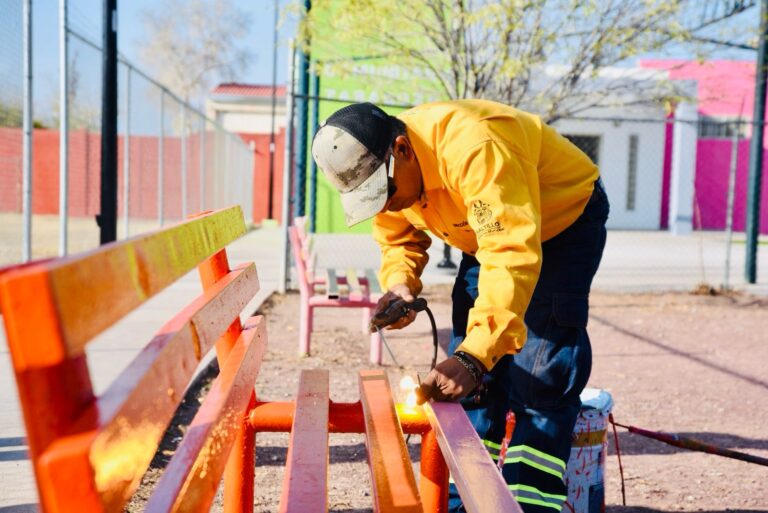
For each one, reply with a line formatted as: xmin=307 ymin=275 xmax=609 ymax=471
xmin=1 ymin=205 xmax=521 ymax=512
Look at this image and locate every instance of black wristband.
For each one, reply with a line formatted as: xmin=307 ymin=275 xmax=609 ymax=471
xmin=453 ymin=351 xmax=485 ymax=384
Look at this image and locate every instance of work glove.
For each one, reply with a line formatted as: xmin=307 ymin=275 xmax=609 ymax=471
xmin=417 ymin=353 xmax=487 ymax=403
xmin=371 ymin=284 xmax=417 ymax=331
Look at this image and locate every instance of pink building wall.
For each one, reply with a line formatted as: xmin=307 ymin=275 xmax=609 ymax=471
xmin=642 ymin=59 xmax=768 ymax=233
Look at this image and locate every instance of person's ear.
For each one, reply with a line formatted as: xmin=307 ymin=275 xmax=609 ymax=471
xmin=392 ymin=135 xmax=412 ymax=160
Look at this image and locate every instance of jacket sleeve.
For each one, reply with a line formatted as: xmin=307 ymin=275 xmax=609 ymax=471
xmin=372 ymin=209 xmax=432 ymax=295
xmin=452 ymin=140 xmax=542 ymax=371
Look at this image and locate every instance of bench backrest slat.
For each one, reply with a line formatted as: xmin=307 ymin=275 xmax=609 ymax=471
xmin=424 ymin=402 xmax=523 ymax=513
xmin=31 ymin=263 xmax=260 ymax=511
xmin=358 ymin=370 xmax=421 ymax=513
xmin=2 ymin=206 xmax=246 ymax=370
xmin=145 ymin=315 xmax=268 ymax=513
xmin=279 ymin=369 xmax=330 ymax=513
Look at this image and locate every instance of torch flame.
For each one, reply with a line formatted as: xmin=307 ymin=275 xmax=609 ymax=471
xmin=399 ymin=375 xmax=418 ymax=408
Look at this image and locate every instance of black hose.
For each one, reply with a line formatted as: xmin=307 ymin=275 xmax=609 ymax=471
xmin=423 ymin=305 xmax=439 ymax=370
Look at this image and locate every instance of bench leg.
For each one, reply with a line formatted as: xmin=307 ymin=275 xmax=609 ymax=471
xmin=299 ymin=298 xmax=313 ymax=357
xmin=362 ymin=306 xmax=372 ymax=334
xmin=223 ymin=396 xmax=256 ymax=513
xmin=420 ymin=428 xmax=449 ymax=513
xmin=369 ymin=328 xmax=382 ymax=365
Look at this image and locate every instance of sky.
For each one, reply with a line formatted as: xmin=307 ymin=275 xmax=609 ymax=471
xmin=0 ymin=0 xmax=295 ymax=124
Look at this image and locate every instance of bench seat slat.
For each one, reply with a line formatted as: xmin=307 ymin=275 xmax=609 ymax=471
xmin=346 ymin=269 xmax=362 ymax=300
xmin=0 ymin=206 xmax=246 ymax=369
xmin=279 ymin=369 xmax=330 ymax=513
xmin=363 ymin=269 xmax=382 ymax=295
xmin=358 ymin=370 xmax=421 ymax=513
xmin=325 ymin=269 xmax=339 ymax=299
xmin=33 ymin=263 xmax=260 ymax=512
xmin=424 ymin=402 xmax=522 ymax=513
xmin=146 ymin=315 xmax=268 ymax=513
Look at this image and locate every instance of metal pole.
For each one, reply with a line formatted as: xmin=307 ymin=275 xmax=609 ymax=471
xmin=745 ymin=0 xmax=768 ymax=283
xmin=122 ymin=65 xmax=131 ymax=238
xmin=724 ymin=122 xmax=740 ymax=289
xmin=99 ymin=0 xmax=118 ymax=244
xmin=158 ymin=90 xmax=165 ymax=226
xmin=308 ymin=61 xmax=320 ymax=233
xmin=22 ymin=0 xmax=33 ymax=262
xmin=293 ymin=0 xmax=311 ymax=218
xmin=279 ymin=40 xmax=297 ymax=294
xmin=267 ymin=0 xmax=279 ymax=219
xmin=181 ymin=107 xmax=188 ymax=218
xmin=59 ymin=0 xmax=69 ymax=255
xmin=200 ymin=116 xmax=206 ymax=211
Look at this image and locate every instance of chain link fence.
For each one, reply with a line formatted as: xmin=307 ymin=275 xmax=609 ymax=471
xmin=0 ymin=1 xmax=254 ymax=265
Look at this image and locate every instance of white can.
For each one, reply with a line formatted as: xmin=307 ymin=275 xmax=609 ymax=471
xmin=564 ymin=388 xmax=614 ymax=513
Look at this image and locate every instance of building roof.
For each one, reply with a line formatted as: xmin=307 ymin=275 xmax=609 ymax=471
xmin=211 ymin=83 xmax=286 ymax=98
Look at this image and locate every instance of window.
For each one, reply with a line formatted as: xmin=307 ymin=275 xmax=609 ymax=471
xmin=626 ymin=135 xmax=638 ymax=211
xmin=564 ymin=135 xmax=600 ymax=165
xmin=698 ymin=116 xmax=749 ymax=139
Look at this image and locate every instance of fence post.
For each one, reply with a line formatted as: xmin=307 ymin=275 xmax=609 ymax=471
xmin=181 ymin=107 xmax=188 ymax=218
xmin=280 ymin=40 xmax=297 ymax=294
xmin=745 ymin=0 xmax=768 ymax=283
xmin=158 ymin=90 xmax=165 ymax=226
xmin=22 ymin=0 xmax=33 ymax=262
xmin=200 ymin=117 xmax=205 ymax=212
xmin=723 ymin=122 xmax=741 ymax=289
xmin=59 ymin=0 xmax=69 ymax=256
xmin=308 ymin=61 xmax=320 ymax=233
xmin=122 ymin=65 xmax=131 ymax=238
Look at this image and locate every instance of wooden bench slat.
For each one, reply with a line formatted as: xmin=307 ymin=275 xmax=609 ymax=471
xmin=0 ymin=206 xmax=246 ymax=369
xmin=423 ymin=402 xmax=522 ymax=513
xmin=279 ymin=369 xmax=330 ymax=513
xmin=358 ymin=370 xmax=421 ymax=513
xmin=325 ymin=269 xmax=339 ymax=299
xmin=363 ymin=269 xmax=382 ymax=295
xmin=346 ymin=269 xmax=363 ymax=300
xmin=145 ymin=315 xmax=268 ymax=513
xmin=33 ymin=263 xmax=260 ymax=512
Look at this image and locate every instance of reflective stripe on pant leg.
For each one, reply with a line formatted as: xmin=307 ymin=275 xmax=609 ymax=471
xmin=508 ymin=484 xmax=567 ymax=511
xmin=503 ymin=445 xmax=566 ymax=479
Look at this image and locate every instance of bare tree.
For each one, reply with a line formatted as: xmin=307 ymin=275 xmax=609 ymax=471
xmin=304 ymin=0 xmax=755 ymax=121
xmin=138 ymin=0 xmax=254 ymax=105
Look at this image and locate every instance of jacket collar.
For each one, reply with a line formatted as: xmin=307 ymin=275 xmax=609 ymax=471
xmin=405 ymin=125 xmax=444 ymax=195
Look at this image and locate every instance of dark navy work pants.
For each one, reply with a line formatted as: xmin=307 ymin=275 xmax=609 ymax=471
xmin=448 ymin=179 xmax=609 ymax=512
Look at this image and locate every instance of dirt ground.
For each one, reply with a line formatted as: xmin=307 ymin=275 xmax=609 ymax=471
xmin=129 ymin=285 xmax=768 ymax=512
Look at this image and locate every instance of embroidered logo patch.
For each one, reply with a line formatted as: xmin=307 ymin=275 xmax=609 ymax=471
xmin=473 ymin=200 xmax=493 ymax=225
xmin=472 ymin=200 xmax=504 ymax=237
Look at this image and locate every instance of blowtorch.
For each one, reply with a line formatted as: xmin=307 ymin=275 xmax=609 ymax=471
xmin=368 ymin=297 xmax=439 ymax=404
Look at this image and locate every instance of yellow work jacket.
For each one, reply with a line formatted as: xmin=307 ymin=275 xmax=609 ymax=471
xmin=372 ymin=99 xmax=599 ymax=370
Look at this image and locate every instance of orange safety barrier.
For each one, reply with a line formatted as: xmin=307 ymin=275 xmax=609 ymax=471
xmin=2 ymin=206 xmax=520 ymax=513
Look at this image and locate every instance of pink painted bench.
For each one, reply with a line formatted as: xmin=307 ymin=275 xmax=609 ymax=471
xmin=288 ymin=217 xmax=383 ymax=363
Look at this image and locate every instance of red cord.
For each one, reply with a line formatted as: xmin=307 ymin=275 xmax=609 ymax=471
xmin=609 ymin=413 xmax=627 ymax=506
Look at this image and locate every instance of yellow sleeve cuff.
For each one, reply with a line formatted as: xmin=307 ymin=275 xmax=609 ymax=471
xmin=381 ymin=270 xmax=423 ymax=296
xmin=455 ymin=327 xmax=525 ymax=372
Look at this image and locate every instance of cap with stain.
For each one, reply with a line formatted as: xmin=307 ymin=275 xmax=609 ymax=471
xmin=311 ymin=102 xmax=397 ymax=226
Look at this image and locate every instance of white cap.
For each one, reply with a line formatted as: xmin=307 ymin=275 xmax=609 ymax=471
xmin=311 ymin=124 xmax=389 ymax=227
